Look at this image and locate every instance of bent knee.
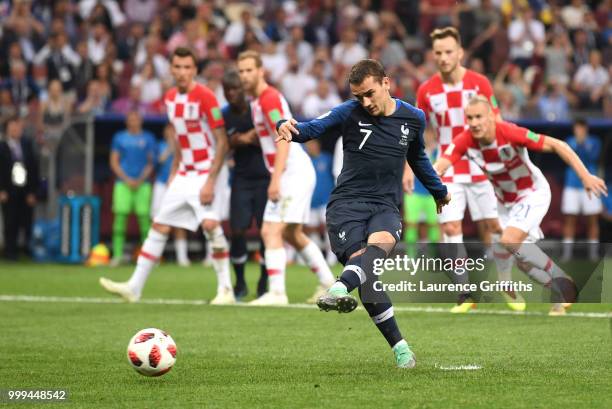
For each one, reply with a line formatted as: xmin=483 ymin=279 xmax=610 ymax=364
xmin=442 ymin=221 xmax=462 ymax=236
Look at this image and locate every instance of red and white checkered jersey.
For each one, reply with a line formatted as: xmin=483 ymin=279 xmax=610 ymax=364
xmin=251 ymin=85 xmax=311 ymax=173
xmin=417 ymin=70 xmax=499 ymax=183
xmin=442 ymin=121 xmax=548 ymax=205
xmin=164 ymin=83 xmax=224 ymax=174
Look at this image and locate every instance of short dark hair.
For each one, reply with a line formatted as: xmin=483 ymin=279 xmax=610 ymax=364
xmin=430 ymin=26 xmax=462 ymax=46
xmin=222 ymin=69 xmax=242 ymax=89
xmin=574 ymin=117 xmax=588 ymax=127
xmin=348 ymin=59 xmax=386 ymax=85
xmin=171 ymin=47 xmax=197 ymax=65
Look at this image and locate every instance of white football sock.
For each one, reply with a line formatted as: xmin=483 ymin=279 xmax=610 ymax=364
xmin=265 ymin=247 xmax=286 ymax=294
xmin=492 ymin=234 xmax=514 ymax=282
xmin=205 ymin=226 xmax=232 ymax=292
xmin=516 ymin=263 xmax=551 ymax=285
xmin=515 ymin=243 xmax=568 ymax=280
xmin=561 ymin=238 xmax=573 ymax=260
xmin=174 ymin=238 xmax=189 ymax=264
xmin=588 ymin=239 xmax=599 ymax=260
xmin=128 ymin=229 xmax=168 ymax=296
xmin=299 ymin=241 xmax=335 ymax=286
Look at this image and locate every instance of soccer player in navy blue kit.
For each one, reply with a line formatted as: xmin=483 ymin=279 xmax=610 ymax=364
xmin=277 ymin=60 xmax=450 ymax=368
xmin=222 ymin=70 xmax=270 ymax=298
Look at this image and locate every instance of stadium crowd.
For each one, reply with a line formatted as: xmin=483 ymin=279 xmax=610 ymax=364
xmin=1 ymin=0 xmax=611 ymax=260
xmin=0 ymin=0 xmax=611 ymax=142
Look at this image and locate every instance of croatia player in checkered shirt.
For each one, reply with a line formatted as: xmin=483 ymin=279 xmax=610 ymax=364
xmin=416 ymin=27 xmax=505 ymax=313
xmin=237 ymin=50 xmax=336 ymax=306
xmin=277 ymin=59 xmax=450 ymax=368
xmin=434 ymin=96 xmax=607 ymax=316
xmin=100 ymin=47 xmax=236 ymax=305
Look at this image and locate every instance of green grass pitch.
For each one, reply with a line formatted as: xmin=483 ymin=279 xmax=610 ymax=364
xmin=2 ymin=261 xmax=612 ymax=408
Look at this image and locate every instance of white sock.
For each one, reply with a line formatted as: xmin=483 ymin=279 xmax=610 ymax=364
xmin=444 ymin=233 xmax=467 ymax=258
xmin=299 ymin=241 xmax=335 ymax=286
xmin=265 ymin=247 xmax=286 ymax=294
xmin=588 ymin=239 xmax=599 ymax=260
xmin=515 ymin=243 xmax=568 ymax=280
xmin=562 ymin=238 xmax=573 ymax=260
xmin=517 ymin=263 xmax=551 ymax=285
xmin=492 ymin=234 xmax=514 ymax=282
xmin=330 ymin=281 xmax=347 ymax=292
xmin=205 ymin=226 xmax=232 ymax=292
xmin=128 ymin=229 xmax=168 ymax=296
xmin=174 ymin=238 xmax=189 ymax=264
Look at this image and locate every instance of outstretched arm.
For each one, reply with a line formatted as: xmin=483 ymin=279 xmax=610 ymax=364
xmin=541 ymin=136 xmax=607 ymax=198
xmin=275 ymin=100 xmax=355 ymax=143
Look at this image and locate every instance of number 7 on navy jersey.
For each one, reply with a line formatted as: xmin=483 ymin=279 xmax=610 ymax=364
xmin=359 ymin=128 xmax=372 ymax=150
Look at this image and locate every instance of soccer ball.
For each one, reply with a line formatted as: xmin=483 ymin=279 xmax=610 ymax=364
xmin=126 ymin=328 xmax=177 ymax=376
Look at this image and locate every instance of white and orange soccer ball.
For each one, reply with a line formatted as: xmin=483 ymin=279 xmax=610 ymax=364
xmin=126 ymin=328 xmax=177 ymax=377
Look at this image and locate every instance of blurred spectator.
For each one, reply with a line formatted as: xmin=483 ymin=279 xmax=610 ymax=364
xmin=74 ymin=41 xmax=95 ymax=101
xmin=135 ymin=35 xmax=171 ymax=82
xmin=3 ymin=0 xmax=45 ymax=63
xmin=118 ymin=22 xmax=146 ymax=62
xmin=79 ymin=0 xmax=126 ymax=28
xmin=0 ymin=90 xmax=17 ymax=133
xmin=0 ymin=116 xmax=40 ymax=260
xmin=508 ymin=6 xmax=545 ymax=69
xmin=280 ymin=25 xmax=314 ymax=72
xmin=561 ymin=0 xmax=590 ymax=30
xmin=465 ymin=0 xmax=501 ymax=73
xmin=223 ymin=7 xmax=269 ymax=52
xmin=77 ymin=80 xmax=108 ymax=115
xmin=94 ymin=63 xmax=117 ymax=102
xmin=264 ymin=6 xmax=289 ymax=42
xmin=573 ymin=50 xmax=610 ymax=109
xmin=370 ymin=29 xmax=406 ymax=73
xmin=537 ymin=80 xmax=571 ymax=121
xmin=110 ymin=85 xmax=155 ymax=116
xmin=3 ymin=59 xmax=39 ymax=116
xmin=280 ymin=53 xmax=316 ymax=115
xmin=33 ymin=32 xmax=80 ymax=99
xmin=495 ymin=63 xmax=530 ymax=114
xmin=544 ymin=33 xmax=573 ymax=85
xmin=496 ymin=86 xmax=521 ymax=120
xmin=124 ymin=0 xmax=157 ymax=24
xmin=420 ymin=0 xmax=457 ymax=35
xmin=167 ymin=19 xmax=207 ymax=62
xmin=332 ymin=27 xmax=367 ymax=69
xmin=51 ymin=0 xmax=78 ymax=43
xmin=0 ymin=41 xmax=30 ymax=79
xmin=87 ymin=21 xmax=111 ymax=65
xmin=39 ymin=79 xmax=72 ymax=144
xmin=572 ymin=29 xmax=593 ymax=68
xmin=302 ymin=80 xmax=342 ymax=119
xmin=130 ymin=61 xmax=162 ymax=105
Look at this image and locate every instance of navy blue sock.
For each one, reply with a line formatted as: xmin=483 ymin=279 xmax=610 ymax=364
xmin=230 ymin=234 xmax=247 ymax=287
xmin=359 ymin=287 xmax=403 ymax=347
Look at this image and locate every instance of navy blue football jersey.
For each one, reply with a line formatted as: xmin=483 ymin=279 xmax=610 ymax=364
xmin=278 ymin=98 xmax=447 ymax=208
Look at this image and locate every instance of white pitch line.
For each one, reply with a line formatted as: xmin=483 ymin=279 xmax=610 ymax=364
xmin=435 ymin=364 xmax=483 ymax=371
xmin=0 ymin=294 xmax=611 ymax=319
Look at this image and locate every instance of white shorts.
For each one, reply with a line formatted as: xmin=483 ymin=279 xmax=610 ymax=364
xmin=561 ymin=186 xmax=602 ymax=215
xmin=498 ymin=188 xmax=551 ymax=242
xmin=153 ymin=169 xmax=228 ymax=232
xmin=438 ymin=181 xmax=498 ymax=223
xmin=151 ymin=181 xmax=167 ymax=218
xmin=307 ymin=206 xmax=327 ymax=228
xmin=263 ymin=163 xmax=315 ymax=224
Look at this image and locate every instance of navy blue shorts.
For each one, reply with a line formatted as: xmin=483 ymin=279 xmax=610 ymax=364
xmin=326 ymin=201 xmax=403 ymax=265
xmin=230 ymin=179 xmax=268 ymax=232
